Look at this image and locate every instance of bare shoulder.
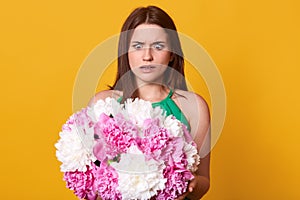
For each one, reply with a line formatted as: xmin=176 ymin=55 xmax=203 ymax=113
xmin=174 ymin=90 xmax=210 ymax=116
xmin=174 ymin=89 xmax=210 ymax=142
xmin=87 ymin=90 xmax=122 ymax=106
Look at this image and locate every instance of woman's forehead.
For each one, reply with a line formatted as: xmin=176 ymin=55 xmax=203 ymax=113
xmin=131 ymin=24 xmax=168 ymax=42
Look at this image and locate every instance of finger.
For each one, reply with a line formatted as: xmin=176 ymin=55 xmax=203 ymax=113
xmin=175 ymin=178 xmax=197 ymax=200
xmin=188 ymin=177 xmax=198 ymax=192
xmin=174 ymin=192 xmax=187 ymax=200
xmin=175 ymin=196 xmax=186 ymax=200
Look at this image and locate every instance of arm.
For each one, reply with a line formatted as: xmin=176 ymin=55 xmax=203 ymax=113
xmin=176 ymin=93 xmax=211 ymax=200
xmin=185 ymin=153 xmax=211 ymax=200
xmin=176 ymin=139 xmax=211 ymax=200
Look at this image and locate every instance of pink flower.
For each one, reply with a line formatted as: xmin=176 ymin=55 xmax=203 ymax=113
xmin=63 ymin=108 xmax=94 ymax=130
xmin=93 ymin=139 xmax=111 ymax=162
xmin=153 ymin=136 xmax=184 ymax=163
xmin=93 ymin=162 xmax=121 ymax=200
xmin=56 ymin=108 xmax=96 ymax=172
xmin=61 ymin=108 xmax=95 ymax=137
xmin=154 ymin=137 xmax=194 ymax=199
xmin=94 ymin=113 xmax=137 ymax=156
xmin=139 ymin=118 xmax=170 ymax=155
xmin=57 ymin=98 xmax=199 ymax=199
xmin=63 ymin=165 xmax=97 ymax=199
xmin=156 ymin=163 xmax=194 ymax=200
xmin=182 ymin=124 xmax=193 ymax=143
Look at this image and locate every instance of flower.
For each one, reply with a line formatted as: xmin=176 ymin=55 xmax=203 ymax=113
xmin=163 ymin=115 xmax=184 ymax=138
xmin=93 ymin=162 xmax=122 ymax=200
xmin=56 ymin=97 xmax=200 ymax=199
xmin=123 ymin=98 xmax=165 ymax=130
xmin=87 ymin=97 xmax=122 ymax=121
xmin=93 ymin=113 xmax=138 ymax=161
xmin=63 ymin=165 xmax=97 ymax=199
xmin=156 ymin=137 xmax=195 ymax=199
xmin=157 ymin=162 xmax=193 ymax=200
xmin=139 ymin=118 xmax=169 ymax=156
xmin=184 ymin=142 xmax=201 ymax=172
xmin=116 ymin=169 xmax=166 ymax=200
xmin=55 ymin=108 xmax=96 ymax=172
xmin=110 ymin=146 xmax=167 ymax=200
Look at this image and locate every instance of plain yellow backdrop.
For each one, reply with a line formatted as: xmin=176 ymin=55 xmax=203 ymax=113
xmin=1 ymin=0 xmax=299 ymax=199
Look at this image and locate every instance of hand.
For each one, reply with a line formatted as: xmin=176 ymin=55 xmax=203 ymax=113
xmin=174 ymin=175 xmax=199 ymax=200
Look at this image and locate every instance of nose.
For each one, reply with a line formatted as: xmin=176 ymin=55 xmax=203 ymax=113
xmin=142 ymin=47 xmax=153 ymax=62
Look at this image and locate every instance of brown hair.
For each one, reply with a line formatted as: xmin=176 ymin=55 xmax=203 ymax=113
xmin=111 ymin=6 xmax=187 ymax=101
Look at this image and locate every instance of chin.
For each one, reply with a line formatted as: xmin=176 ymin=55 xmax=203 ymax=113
xmin=135 ymin=76 xmax=165 ymax=86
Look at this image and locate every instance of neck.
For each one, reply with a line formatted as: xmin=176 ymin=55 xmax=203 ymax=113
xmin=136 ymin=84 xmax=169 ymax=102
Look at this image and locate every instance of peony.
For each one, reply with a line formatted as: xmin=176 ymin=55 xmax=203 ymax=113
xmin=63 ymin=165 xmax=97 ymax=199
xmin=110 ymin=145 xmax=167 ymax=200
xmin=87 ymin=97 xmax=122 ymax=121
xmin=184 ymin=142 xmax=201 ymax=172
xmin=123 ymin=98 xmax=165 ymax=130
xmin=163 ymin=115 xmax=184 ymax=138
xmin=156 ymin=137 xmax=194 ymax=199
xmin=139 ymin=118 xmax=169 ymax=156
xmin=55 ymin=108 xmax=96 ymax=172
xmin=56 ymin=97 xmax=201 ymax=199
xmin=93 ymin=113 xmax=138 ymax=160
xmin=116 ymin=170 xmax=166 ymax=200
xmin=157 ymin=163 xmax=194 ymax=200
xmin=93 ymin=162 xmax=122 ymax=200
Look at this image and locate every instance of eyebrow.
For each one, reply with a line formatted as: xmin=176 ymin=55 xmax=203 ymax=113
xmin=131 ymin=41 xmax=166 ymax=44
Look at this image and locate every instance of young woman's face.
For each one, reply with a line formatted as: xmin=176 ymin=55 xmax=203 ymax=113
xmin=128 ymin=24 xmax=172 ymax=85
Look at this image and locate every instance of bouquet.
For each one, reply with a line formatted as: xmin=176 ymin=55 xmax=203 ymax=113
xmin=55 ymin=97 xmax=200 ymax=200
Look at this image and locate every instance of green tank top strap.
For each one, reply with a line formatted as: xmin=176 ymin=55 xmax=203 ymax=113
xmin=152 ymin=89 xmax=190 ymax=131
xmin=117 ymin=96 xmax=122 ymax=103
xmin=116 ymin=90 xmax=191 ymax=131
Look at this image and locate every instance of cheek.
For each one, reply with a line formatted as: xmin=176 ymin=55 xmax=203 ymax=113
xmin=157 ymin=52 xmax=171 ymax=65
xmin=128 ymin=52 xmax=140 ymax=68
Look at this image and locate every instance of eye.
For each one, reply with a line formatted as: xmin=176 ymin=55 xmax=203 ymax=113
xmin=132 ymin=43 xmax=143 ymax=50
xmin=153 ymin=43 xmax=165 ymax=50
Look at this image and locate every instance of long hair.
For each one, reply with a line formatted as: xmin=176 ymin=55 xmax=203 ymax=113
xmin=111 ymin=6 xmax=187 ymax=101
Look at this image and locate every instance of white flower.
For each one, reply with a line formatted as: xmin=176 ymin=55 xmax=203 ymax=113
xmin=126 ymin=144 xmax=143 ymax=155
xmin=183 ymin=142 xmax=200 ymax=172
xmin=123 ymin=99 xmax=152 ymax=128
xmin=123 ymin=98 xmax=166 ymax=130
xmin=163 ymin=115 xmax=184 ymax=138
xmin=55 ymin=123 xmax=96 ymax=172
xmin=117 ymin=171 xmax=166 ymax=200
xmin=110 ymin=145 xmax=166 ymax=199
xmin=151 ymin=106 xmax=166 ymax=124
xmin=87 ymin=97 xmax=122 ymax=121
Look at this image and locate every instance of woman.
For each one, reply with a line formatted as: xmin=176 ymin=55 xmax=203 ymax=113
xmin=89 ymin=5 xmax=211 ymax=200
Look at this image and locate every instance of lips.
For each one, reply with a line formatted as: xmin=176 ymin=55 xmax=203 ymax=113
xmin=139 ymin=65 xmax=156 ymax=69
xmin=139 ymin=65 xmax=156 ymax=73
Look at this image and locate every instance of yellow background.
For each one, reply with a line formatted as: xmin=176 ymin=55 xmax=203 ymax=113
xmin=1 ymin=0 xmax=299 ymax=199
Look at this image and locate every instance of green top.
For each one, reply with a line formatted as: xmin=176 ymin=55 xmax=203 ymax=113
xmin=118 ymin=89 xmax=191 ymax=131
